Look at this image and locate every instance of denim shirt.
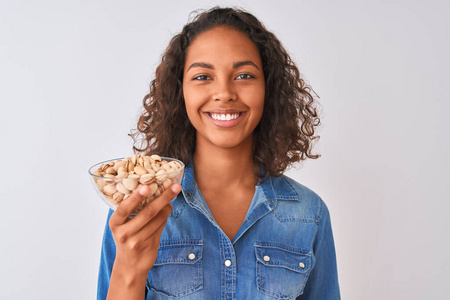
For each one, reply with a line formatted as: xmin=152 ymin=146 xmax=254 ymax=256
xmin=98 ymin=162 xmax=340 ymax=300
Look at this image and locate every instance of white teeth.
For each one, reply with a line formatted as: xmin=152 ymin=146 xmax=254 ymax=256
xmin=211 ymin=113 xmax=240 ymax=121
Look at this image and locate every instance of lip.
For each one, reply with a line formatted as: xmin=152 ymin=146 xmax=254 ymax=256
xmin=203 ymin=111 xmax=247 ymax=128
xmin=204 ymin=108 xmax=245 ymax=114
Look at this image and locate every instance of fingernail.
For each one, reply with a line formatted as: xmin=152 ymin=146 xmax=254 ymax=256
xmin=171 ymin=184 xmax=181 ymax=193
xmin=139 ymin=185 xmax=149 ymax=196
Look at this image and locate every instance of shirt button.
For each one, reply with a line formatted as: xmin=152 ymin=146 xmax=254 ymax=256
xmin=299 ymin=262 xmax=305 ymax=268
xmin=263 ymin=255 xmax=270 ymax=262
xmin=224 ymin=259 xmax=232 ymax=267
xmin=268 ymin=199 xmax=274 ymax=205
xmin=186 ymin=192 xmax=192 ymax=197
xmin=188 ymin=253 xmax=196 ymax=260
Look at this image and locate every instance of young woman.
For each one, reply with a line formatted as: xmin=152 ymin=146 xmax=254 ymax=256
xmin=98 ymin=7 xmax=340 ymax=300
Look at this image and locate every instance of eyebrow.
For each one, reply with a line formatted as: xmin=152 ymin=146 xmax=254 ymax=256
xmin=186 ymin=60 xmax=260 ymax=71
xmin=187 ymin=62 xmax=214 ymax=71
xmin=233 ymin=60 xmax=260 ymax=70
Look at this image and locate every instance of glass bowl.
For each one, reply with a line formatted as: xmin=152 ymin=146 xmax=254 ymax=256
xmin=88 ymin=155 xmax=185 ymax=215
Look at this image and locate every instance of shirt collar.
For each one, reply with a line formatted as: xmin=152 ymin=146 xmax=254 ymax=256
xmin=180 ymin=161 xmax=300 ymax=206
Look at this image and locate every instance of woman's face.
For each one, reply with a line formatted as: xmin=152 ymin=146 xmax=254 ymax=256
xmin=182 ymin=26 xmax=265 ymax=152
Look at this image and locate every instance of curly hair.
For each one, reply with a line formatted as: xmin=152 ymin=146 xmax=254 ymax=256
xmin=130 ymin=6 xmax=321 ymax=178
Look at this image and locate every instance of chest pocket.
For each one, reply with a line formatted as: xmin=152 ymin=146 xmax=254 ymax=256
xmin=255 ymin=242 xmax=313 ymax=300
xmin=147 ymin=239 xmax=203 ymax=298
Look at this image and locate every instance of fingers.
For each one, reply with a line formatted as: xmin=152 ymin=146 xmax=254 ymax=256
xmin=137 ymin=203 xmax=173 ymax=244
xmin=110 ymin=183 xmax=182 ymax=227
xmin=132 ymin=183 xmax=181 ymax=224
xmin=110 ymin=185 xmax=152 ymax=226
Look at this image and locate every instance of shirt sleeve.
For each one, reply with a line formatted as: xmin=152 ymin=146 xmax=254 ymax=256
xmin=97 ymin=209 xmax=116 ymax=300
xmin=297 ymin=200 xmax=341 ymax=300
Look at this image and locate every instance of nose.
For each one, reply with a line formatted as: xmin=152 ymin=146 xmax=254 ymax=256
xmin=212 ymin=79 xmax=237 ymax=102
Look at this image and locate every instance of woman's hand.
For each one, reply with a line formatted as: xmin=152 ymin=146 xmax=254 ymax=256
xmin=106 ymin=183 xmax=182 ymax=300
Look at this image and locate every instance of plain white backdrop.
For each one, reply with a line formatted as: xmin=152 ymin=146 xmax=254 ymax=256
xmin=0 ymin=0 xmax=448 ymax=299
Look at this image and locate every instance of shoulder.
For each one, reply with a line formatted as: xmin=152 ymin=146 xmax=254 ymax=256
xmin=270 ymin=175 xmax=329 ymax=224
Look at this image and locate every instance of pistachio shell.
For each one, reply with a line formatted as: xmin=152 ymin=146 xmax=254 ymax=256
xmin=162 ymin=163 xmax=172 ymax=172
xmin=138 ymin=156 xmax=145 ymax=166
xmin=116 ymin=171 xmax=128 ymax=179
xmin=151 ymin=163 xmax=160 ymax=173
xmin=134 ymin=166 xmax=148 ymax=176
xmin=103 ymin=184 xmax=117 ymax=196
xmin=103 ymin=174 xmax=115 ymax=184
xmin=131 ymin=155 xmax=138 ymax=165
xmin=100 ymin=164 xmax=109 ymax=172
xmin=162 ymin=178 xmax=172 ymax=189
xmin=150 ymin=154 xmax=161 ymax=162
xmin=112 ymin=192 xmax=124 ymax=203
xmin=96 ymin=179 xmax=106 ymax=191
xmin=104 ymin=193 xmax=113 ymax=200
xmin=139 ymin=174 xmax=155 ymax=184
xmin=145 ymin=169 xmax=156 ymax=176
xmin=155 ymin=170 xmax=167 ymax=181
xmin=143 ymin=155 xmax=151 ymax=164
xmin=116 ymin=183 xmax=130 ymax=195
xmin=113 ymin=160 xmax=126 ymax=171
xmin=127 ymin=160 xmax=134 ymax=172
xmin=105 ymin=167 xmax=116 ymax=175
xmin=148 ymin=182 xmax=158 ymax=195
xmin=123 ymin=178 xmax=138 ymax=191
xmin=143 ymin=160 xmax=152 ymax=169
xmin=168 ymin=161 xmax=179 ymax=170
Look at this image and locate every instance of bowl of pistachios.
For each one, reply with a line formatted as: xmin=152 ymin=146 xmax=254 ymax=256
xmin=88 ymin=155 xmax=184 ymax=215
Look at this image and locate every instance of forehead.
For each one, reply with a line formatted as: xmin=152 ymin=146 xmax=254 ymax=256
xmin=184 ymin=26 xmax=262 ymax=66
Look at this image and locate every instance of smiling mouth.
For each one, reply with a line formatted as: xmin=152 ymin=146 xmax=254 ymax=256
xmin=203 ymin=111 xmax=246 ymax=127
xmin=206 ymin=112 xmax=243 ymax=121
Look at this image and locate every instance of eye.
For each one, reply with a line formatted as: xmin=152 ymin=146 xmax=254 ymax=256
xmin=235 ymin=73 xmax=255 ymax=80
xmin=192 ymin=75 xmax=211 ymax=81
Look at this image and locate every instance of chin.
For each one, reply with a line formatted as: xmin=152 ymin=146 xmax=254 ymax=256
xmin=207 ymin=135 xmax=252 ymax=150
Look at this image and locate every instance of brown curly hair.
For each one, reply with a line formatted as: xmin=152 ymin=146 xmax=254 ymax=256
xmin=130 ymin=6 xmax=321 ymax=178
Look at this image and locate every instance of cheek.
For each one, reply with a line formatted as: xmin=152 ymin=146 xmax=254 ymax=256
xmin=249 ymin=87 xmax=265 ymax=114
xmin=183 ymin=97 xmax=203 ymax=128
xmin=183 ymin=86 xmax=197 ymax=112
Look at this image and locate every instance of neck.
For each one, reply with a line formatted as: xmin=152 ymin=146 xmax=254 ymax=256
xmin=193 ymin=137 xmax=257 ymax=190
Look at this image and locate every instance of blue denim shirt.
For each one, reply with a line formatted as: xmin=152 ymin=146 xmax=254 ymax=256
xmin=98 ymin=162 xmax=340 ymax=299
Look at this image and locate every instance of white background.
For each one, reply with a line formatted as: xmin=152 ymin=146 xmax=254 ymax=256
xmin=1 ymin=0 xmax=449 ymax=299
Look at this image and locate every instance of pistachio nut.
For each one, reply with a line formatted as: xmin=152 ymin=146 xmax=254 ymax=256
xmin=116 ymin=183 xmax=130 ymax=195
xmin=122 ymin=178 xmax=138 ymax=191
xmin=103 ymin=184 xmax=117 ymax=196
xmin=93 ymin=154 xmax=183 ymax=212
xmin=162 ymin=178 xmax=172 ymax=189
xmin=112 ymin=192 xmax=124 ymax=203
xmin=134 ymin=166 xmax=148 ymax=176
xmin=148 ymin=182 xmax=158 ymax=195
xmin=139 ymin=174 xmax=155 ymax=185
xmin=150 ymin=155 xmax=161 ymax=162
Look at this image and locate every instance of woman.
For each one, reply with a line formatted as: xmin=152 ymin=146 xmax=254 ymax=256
xmin=98 ymin=7 xmax=340 ymax=300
